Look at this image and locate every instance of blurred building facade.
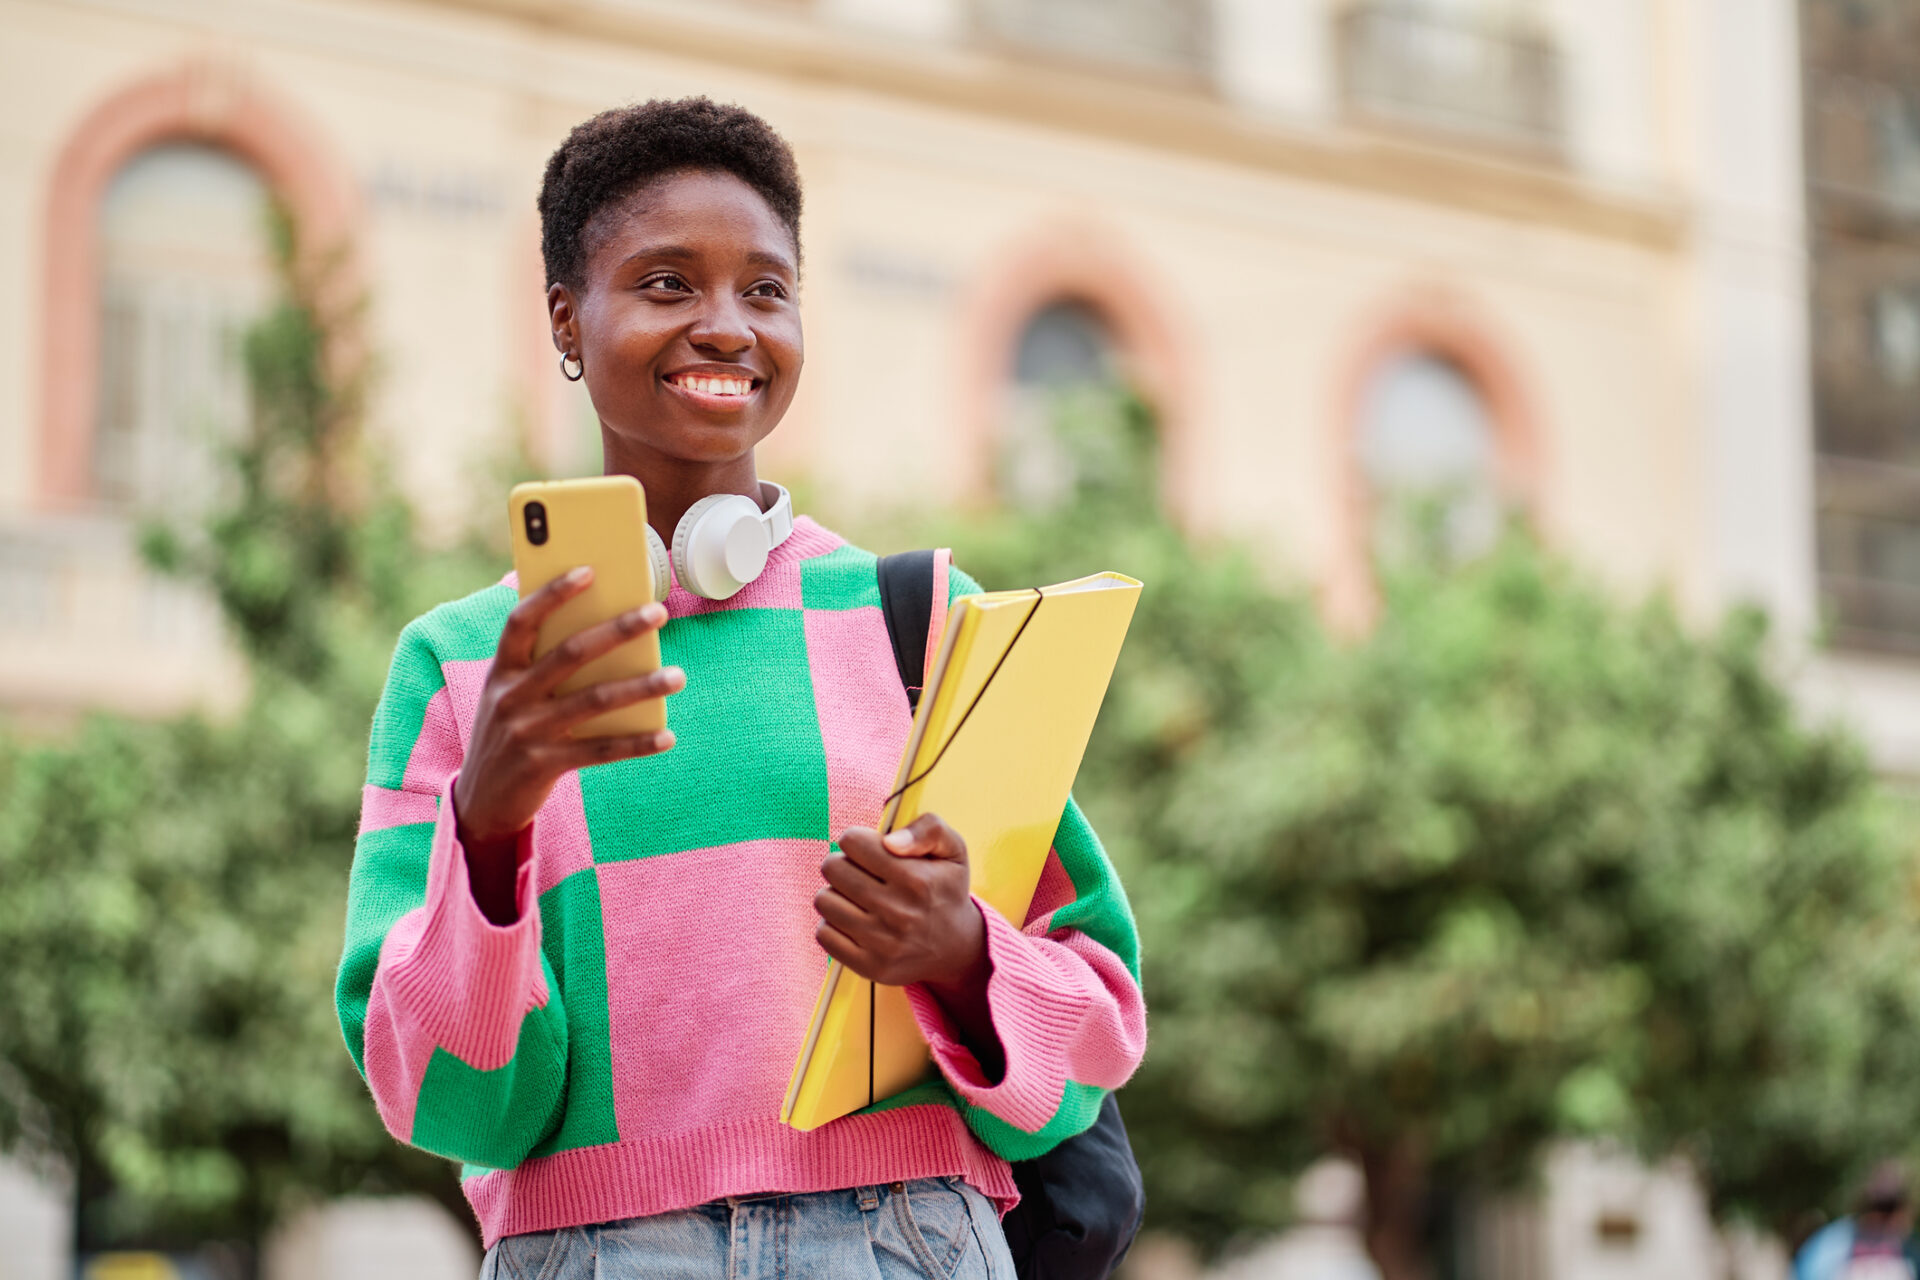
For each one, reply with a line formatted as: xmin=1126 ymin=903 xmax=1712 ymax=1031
xmin=9 ymin=0 xmax=1912 ymax=773
xmin=0 ymin=0 xmax=1903 ymax=1276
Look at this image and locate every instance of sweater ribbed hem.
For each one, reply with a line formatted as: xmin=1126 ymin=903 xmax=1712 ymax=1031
xmin=462 ymin=1107 xmax=1018 ymax=1249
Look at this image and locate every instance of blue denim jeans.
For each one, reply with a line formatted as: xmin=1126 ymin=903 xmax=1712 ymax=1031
xmin=479 ymin=1177 xmax=1017 ymax=1280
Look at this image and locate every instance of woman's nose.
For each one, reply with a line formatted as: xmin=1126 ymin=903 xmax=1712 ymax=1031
xmin=688 ymin=296 xmax=755 ymax=354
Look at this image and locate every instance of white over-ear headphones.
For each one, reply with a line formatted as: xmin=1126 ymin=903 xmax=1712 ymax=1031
xmin=645 ymin=481 xmax=795 ymax=602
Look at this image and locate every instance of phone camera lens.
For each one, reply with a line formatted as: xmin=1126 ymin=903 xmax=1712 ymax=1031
xmin=525 ymin=501 xmax=549 ymax=546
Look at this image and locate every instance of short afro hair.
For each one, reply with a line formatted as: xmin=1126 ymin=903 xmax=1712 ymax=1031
xmin=538 ymin=97 xmax=803 ymax=291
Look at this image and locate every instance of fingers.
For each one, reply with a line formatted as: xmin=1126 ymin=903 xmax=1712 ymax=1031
xmin=813 ymin=885 xmax=875 ymax=937
xmin=498 ymin=567 xmax=594 ymax=669
xmin=543 ymin=666 xmax=686 ymax=731
xmin=881 ymin=813 xmax=967 ymax=862
xmin=821 ymin=848 xmax=890 ymax=911
xmin=836 ymin=827 xmax=900 ymax=882
xmin=556 ymin=728 xmax=676 ymax=770
xmin=524 ymin=601 xmax=670 ymax=698
xmin=814 ymin=919 xmax=878 ymax=979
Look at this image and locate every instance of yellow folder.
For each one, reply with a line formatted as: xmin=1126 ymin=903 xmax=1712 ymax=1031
xmin=780 ymin=570 xmax=1142 ymax=1131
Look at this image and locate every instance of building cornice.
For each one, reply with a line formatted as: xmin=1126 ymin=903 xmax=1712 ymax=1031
xmin=409 ymin=0 xmax=1685 ymax=252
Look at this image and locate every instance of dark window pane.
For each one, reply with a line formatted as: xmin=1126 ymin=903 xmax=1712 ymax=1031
xmin=1358 ymin=351 xmax=1502 ymax=565
xmin=1013 ymin=301 xmax=1116 ymax=388
xmin=1001 ymin=301 xmax=1127 ymax=510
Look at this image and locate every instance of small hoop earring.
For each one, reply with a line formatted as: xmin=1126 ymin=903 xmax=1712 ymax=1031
xmin=560 ymin=352 xmax=584 ymax=382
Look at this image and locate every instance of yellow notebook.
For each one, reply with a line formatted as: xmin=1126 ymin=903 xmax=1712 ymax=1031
xmin=780 ymin=570 xmax=1142 ymax=1131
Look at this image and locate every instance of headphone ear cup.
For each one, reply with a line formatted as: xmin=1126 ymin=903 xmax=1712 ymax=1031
xmin=645 ymin=523 xmax=672 ymax=604
xmin=672 ymin=492 xmax=762 ymax=600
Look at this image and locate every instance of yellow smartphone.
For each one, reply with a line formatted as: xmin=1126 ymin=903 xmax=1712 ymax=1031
xmin=508 ymin=475 xmax=666 ymax=737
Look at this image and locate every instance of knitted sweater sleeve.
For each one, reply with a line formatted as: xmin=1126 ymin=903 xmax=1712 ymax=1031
xmin=334 ymin=613 xmax=568 ymax=1170
xmin=903 ymin=567 xmax=1147 ymax=1161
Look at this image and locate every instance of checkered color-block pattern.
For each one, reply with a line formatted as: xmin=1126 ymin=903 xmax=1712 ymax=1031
xmin=334 ymin=516 xmax=1146 ymax=1248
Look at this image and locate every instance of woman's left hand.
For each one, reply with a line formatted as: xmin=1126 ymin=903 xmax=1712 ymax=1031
xmin=816 ymin=814 xmax=985 ymax=988
xmin=815 ymin=813 xmax=1005 ymax=1080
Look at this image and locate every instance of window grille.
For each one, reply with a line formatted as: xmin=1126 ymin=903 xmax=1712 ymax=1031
xmin=1336 ymin=1 xmax=1563 ymax=154
xmin=94 ymin=143 xmax=272 ymax=519
xmin=974 ymin=0 xmax=1212 ymax=78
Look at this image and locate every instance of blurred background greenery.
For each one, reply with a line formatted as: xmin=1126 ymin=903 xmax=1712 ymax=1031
xmin=4 ymin=191 xmax=1918 ymax=1280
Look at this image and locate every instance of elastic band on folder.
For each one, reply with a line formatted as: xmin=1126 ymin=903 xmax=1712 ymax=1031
xmin=871 ymin=586 xmax=1046 ymax=1109
xmin=886 ymin=587 xmax=1046 ymax=808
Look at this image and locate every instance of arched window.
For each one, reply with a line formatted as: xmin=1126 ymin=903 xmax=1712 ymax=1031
xmin=1000 ymin=300 xmax=1126 ymax=509
xmin=1356 ymin=350 xmax=1503 ymax=564
xmin=94 ymin=143 xmax=274 ymax=516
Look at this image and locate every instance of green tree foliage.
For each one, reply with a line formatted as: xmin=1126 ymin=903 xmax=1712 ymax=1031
xmin=917 ymin=389 xmax=1920 ymax=1280
xmin=0 ymin=218 xmax=487 ymax=1255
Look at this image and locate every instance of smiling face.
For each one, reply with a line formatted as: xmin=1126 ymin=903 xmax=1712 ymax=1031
xmin=551 ymin=168 xmax=802 ymax=483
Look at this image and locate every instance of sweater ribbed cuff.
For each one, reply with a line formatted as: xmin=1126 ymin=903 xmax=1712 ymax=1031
xmin=376 ymin=774 xmax=547 ymax=1071
xmin=905 ymin=898 xmax=1084 ymax=1134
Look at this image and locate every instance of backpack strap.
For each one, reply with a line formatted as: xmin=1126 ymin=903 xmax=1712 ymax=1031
xmin=876 ymin=549 xmax=949 ymax=711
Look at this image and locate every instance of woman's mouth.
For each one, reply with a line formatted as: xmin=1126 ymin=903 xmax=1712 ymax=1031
xmin=664 ymin=371 xmax=762 ymax=410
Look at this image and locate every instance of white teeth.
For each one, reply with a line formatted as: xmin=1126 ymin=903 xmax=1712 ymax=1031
xmin=675 ymin=374 xmax=752 ymax=396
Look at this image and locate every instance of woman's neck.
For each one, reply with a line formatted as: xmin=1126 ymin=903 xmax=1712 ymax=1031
xmin=603 ymin=440 xmax=762 ymax=542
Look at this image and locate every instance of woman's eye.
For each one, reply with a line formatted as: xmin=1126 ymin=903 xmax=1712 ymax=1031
xmin=642 ymin=274 xmax=692 ymax=293
xmin=747 ymin=280 xmax=789 ymax=300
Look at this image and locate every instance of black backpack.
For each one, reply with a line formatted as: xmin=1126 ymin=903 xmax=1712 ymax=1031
xmin=875 ymin=550 xmax=1145 ymax=1280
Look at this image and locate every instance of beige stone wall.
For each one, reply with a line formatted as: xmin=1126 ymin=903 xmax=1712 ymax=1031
xmin=0 ymin=0 xmax=1702 ymax=713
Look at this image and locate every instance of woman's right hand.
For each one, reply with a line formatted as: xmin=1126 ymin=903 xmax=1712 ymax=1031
xmin=453 ymin=568 xmax=682 ymax=919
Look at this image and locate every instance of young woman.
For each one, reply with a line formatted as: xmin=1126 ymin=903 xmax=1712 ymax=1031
xmin=336 ymin=98 xmax=1145 ymax=1279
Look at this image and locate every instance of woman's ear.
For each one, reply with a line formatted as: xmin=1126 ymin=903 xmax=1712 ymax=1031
xmin=548 ymin=282 xmax=578 ymax=356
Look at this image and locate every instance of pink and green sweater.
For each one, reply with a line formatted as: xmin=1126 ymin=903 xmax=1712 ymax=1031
xmin=334 ymin=517 xmax=1146 ymax=1247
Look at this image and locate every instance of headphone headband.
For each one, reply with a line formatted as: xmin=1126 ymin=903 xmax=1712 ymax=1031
xmin=758 ymin=481 xmax=795 ymax=549
xmin=647 ymin=480 xmax=796 ymax=602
